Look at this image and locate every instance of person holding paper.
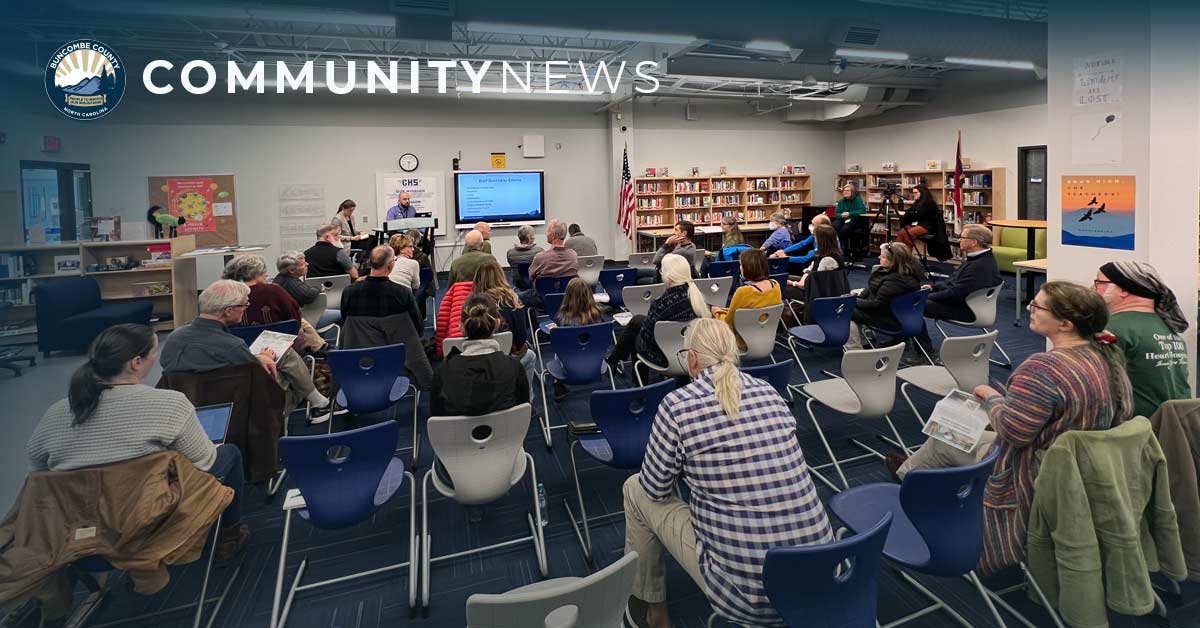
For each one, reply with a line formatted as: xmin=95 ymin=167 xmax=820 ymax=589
xmin=887 ymin=281 xmax=1132 ymax=575
xmin=222 ymin=254 xmax=328 ymax=356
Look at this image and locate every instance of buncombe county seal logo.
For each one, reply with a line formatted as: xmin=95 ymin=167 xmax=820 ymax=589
xmin=45 ymin=39 xmax=126 ymax=120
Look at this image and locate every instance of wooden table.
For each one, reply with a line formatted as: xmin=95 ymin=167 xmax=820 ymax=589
xmin=636 ymin=222 xmax=774 ymax=253
xmin=1012 ymin=258 xmax=1047 ymax=325
xmin=989 ymin=219 xmax=1047 ymax=296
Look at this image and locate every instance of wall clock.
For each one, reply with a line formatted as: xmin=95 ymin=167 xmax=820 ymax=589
xmin=399 ymin=153 xmax=419 ymax=172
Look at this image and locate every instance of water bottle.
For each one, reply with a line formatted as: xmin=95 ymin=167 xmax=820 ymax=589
xmin=536 ymin=483 xmax=549 ymax=526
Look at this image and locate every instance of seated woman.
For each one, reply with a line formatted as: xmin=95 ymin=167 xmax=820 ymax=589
xmin=895 ymin=183 xmax=941 ymax=248
xmin=845 ymin=242 xmax=922 ymax=349
xmin=222 ymin=254 xmax=327 ymax=355
xmin=783 ymin=224 xmax=843 ymax=302
xmin=833 ymin=182 xmax=869 ymax=252
xmin=470 ymin=259 xmax=537 ymax=406
xmin=431 ymin=293 xmax=530 ymax=417
xmin=887 ymin=281 xmax=1132 ymax=575
xmin=608 ymin=253 xmax=710 ymax=370
xmin=623 ymin=319 xmax=833 ymax=627
xmin=713 ymin=215 xmax=749 ymax=261
xmin=387 ymin=234 xmax=422 ymax=293
xmin=711 ymin=249 xmax=781 ymax=349
xmin=555 ymin=278 xmax=606 ymax=327
xmin=26 ymin=324 xmax=248 ymax=561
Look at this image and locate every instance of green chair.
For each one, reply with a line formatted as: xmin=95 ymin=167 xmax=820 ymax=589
xmin=991 ymin=226 xmax=1047 ymax=273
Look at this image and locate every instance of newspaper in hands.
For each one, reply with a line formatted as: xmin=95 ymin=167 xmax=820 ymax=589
xmin=922 ymin=389 xmax=991 ymax=453
xmin=248 ymin=330 xmax=297 ymax=364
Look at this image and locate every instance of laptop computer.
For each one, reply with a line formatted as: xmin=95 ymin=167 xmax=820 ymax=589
xmin=195 ymin=403 xmax=234 ymax=444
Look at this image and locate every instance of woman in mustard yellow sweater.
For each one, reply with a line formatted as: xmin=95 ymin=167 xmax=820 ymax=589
xmin=712 ymin=249 xmax=782 ymax=348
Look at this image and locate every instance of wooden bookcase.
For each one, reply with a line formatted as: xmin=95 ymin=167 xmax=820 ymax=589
xmin=634 ymin=173 xmax=812 ymax=230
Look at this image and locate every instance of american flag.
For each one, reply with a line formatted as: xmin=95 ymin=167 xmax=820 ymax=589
xmin=617 ymin=144 xmax=635 ymax=238
xmin=950 ymin=130 xmax=963 ymax=235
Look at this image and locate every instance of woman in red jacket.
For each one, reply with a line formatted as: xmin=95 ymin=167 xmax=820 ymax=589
xmin=435 ymin=280 xmax=474 ymax=357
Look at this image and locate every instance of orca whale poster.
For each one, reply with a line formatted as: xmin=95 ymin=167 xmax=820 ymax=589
xmin=1061 ymin=175 xmax=1135 ymax=251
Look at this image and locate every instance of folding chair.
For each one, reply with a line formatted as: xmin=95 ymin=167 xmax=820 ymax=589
xmin=786 ymin=294 xmax=857 ymax=383
xmin=326 ymin=343 xmax=422 ymax=465
xmin=466 ymin=553 xmax=638 ymax=628
xmin=599 ymin=268 xmax=637 ymax=309
xmin=733 ymin=303 xmax=784 ymax=363
xmin=564 ymin=380 xmax=675 ymax=562
xmin=934 ymin=283 xmax=1012 ymax=367
xmin=634 ymin=320 xmax=693 ymax=387
xmin=829 ymin=449 xmax=1015 ymax=628
xmin=577 ymin=255 xmax=604 ymax=286
xmin=271 ymin=422 xmax=417 ymax=628
xmin=693 ymin=276 xmax=733 ymax=309
xmin=622 ymin=283 xmax=667 ymax=318
xmin=896 ymin=331 xmax=997 ymax=439
xmin=797 ymin=343 xmax=905 ymax=491
xmin=763 ymin=512 xmax=893 ymax=628
xmin=538 ymin=321 xmax=617 ymax=448
xmin=421 ymin=404 xmax=549 ymax=613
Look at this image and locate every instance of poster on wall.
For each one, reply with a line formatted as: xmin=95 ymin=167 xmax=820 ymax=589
xmin=1073 ymin=52 xmax=1122 ymax=106
xmin=1061 ymin=175 xmax=1135 ymax=250
xmin=278 ymin=184 xmax=326 ymax=254
xmin=376 ymin=172 xmax=445 ymax=236
xmin=1070 ymin=111 xmax=1122 ymax=165
xmin=165 ymin=177 xmax=217 ymax=234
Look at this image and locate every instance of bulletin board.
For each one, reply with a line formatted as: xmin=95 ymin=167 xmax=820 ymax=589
xmin=147 ymin=174 xmax=238 ymax=246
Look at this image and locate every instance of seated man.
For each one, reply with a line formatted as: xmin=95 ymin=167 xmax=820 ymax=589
xmin=273 ymin=250 xmax=340 ymax=328
xmin=623 ymin=319 xmax=833 ymax=628
xmin=223 ymin=254 xmax=327 ymax=356
xmin=506 ymin=225 xmax=544 ymax=290
xmin=448 ymin=230 xmax=493 ymax=285
xmin=520 ymin=220 xmax=579 ymax=307
xmin=160 ymin=279 xmax=331 ymax=422
xmin=771 ymin=213 xmax=833 ymax=269
xmin=564 ymin=223 xmax=599 ymax=257
xmin=304 ymin=224 xmax=360 ymax=280
xmin=473 ymin=221 xmax=493 ymax=255
xmin=1094 ymin=261 xmax=1191 ymax=418
xmin=759 ymin=212 xmax=793 ymax=255
xmin=340 ymin=245 xmax=423 ymax=333
xmin=915 ymin=224 xmax=1002 ymax=356
xmin=638 ymin=220 xmax=701 ymax=284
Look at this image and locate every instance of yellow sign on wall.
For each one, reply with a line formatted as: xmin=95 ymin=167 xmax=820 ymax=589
xmin=490 ymin=153 xmax=506 ymax=169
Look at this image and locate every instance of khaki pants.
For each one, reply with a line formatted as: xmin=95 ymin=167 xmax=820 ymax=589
xmin=622 ymin=475 xmax=707 ymax=604
xmin=898 ymin=431 xmax=997 ymax=479
xmin=276 ymin=348 xmax=315 ymax=414
xmin=299 ymin=319 xmax=326 ymax=353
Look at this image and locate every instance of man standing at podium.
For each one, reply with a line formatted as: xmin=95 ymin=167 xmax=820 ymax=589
xmin=386 ymin=192 xmax=416 ymax=221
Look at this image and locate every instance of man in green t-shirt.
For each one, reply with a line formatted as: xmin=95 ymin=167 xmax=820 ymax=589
xmin=1094 ymin=262 xmax=1191 ymax=418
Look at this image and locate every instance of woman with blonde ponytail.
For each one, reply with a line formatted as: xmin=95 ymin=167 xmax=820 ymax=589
xmin=622 ymin=318 xmax=834 ymax=627
xmin=609 ymin=253 xmax=710 ymax=370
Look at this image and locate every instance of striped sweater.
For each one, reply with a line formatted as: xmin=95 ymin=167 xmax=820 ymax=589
xmin=27 ymin=384 xmax=216 ymax=473
xmin=978 ymin=344 xmax=1130 ymax=574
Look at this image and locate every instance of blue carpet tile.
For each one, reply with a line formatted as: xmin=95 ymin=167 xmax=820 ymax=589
xmin=60 ymin=263 xmax=1198 ymax=628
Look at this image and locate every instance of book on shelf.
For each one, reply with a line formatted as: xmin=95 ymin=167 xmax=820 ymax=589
xmin=637 ymin=182 xmax=666 ymax=194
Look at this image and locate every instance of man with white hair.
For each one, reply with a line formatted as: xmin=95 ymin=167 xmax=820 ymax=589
xmin=1094 ymin=261 xmax=1191 ymax=418
xmin=160 ymin=279 xmax=331 ymax=421
xmin=473 ymin=221 xmax=493 ymax=254
xmin=448 ymin=229 xmax=494 ymax=284
xmin=520 ymin=220 xmax=579 ymax=308
xmin=915 ymin=223 xmax=1001 ymax=357
xmin=506 ymin=225 xmax=544 ymax=290
xmin=272 ymin=250 xmax=340 ymax=328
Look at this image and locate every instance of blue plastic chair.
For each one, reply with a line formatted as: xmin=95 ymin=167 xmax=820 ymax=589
xmin=770 ymin=272 xmax=789 ymax=289
xmin=229 ymin=319 xmax=301 ymax=346
xmin=786 ymin=294 xmax=857 ymax=383
xmin=707 ymin=260 xmax=739 ymax=280
xmin=515 ymin=261 xmax=533 ymax=290
xmin=863 ymin=290 xmax=934 ymax=364
xmin=598 ymin=268 xmax=637 ymax=309
xmin=534 ymin=275 xmax=575 ymax=298
xmin=829 ymin=448 xmax=1006 ymax=628
xmin=768 ymin=256 xmax=789 ymax=276
xmin=763 ymin=512 xmax=893 ymax=628
xmin=539 ymin=322 xmax=616 ymax=447
xmin=539 ymin=292 xmax=566 ymax=333
xmin=566 ymin=380 xmax=675 ymax=562
xmin=530 ymin=275 xmax=578 ymax=368
xmin=742 ymin=359 xmax=794 ymax=400
xmin=272 ymin=421 xmax=417 ymax=627
xmin=326 ymin=343 xmax=421 ymax=464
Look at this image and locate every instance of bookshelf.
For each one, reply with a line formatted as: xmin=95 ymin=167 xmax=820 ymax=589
xmin=835 ymin=168 xmax=1006 ymax=258
xmin=633 ymin=173 xmax=812 ymax=231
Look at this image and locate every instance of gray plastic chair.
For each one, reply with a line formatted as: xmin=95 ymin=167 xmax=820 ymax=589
xmin=693 ymin=276 xmax=733 ymax=308
xmin=421 ymin=403 xmax=548 ymax=611
xmin=897 ymin=331 xmax=997 ymax=438
xmin=577 ymin=255 xmax=604 ymax=286
xmin=303 ymin=274 xmax=351 ymax=312
xmin=799 ymin=343 xmax=905 ymax=491
xmin=733 ymin=303 xmax=784 ymax=363
xmin=627 ymin=252 xmax=656 ymax=269
xmin=622 ymin=283 xmax=667 ymax=318
xmin=442 ymin=332 xmax=513 ymax=356
xmin=466 ymin=552 xmax=638 ymax=628
xmin=634 ymin=320 xmax=693 ymax=387
xmin=299 ymin=291 xmax=340 ymax=347
xmin=934 ymin=283 xmax=1011 ymax=367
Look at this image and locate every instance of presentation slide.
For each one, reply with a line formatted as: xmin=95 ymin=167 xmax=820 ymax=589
xmin=455 ymin=171 xmax=545 ymax=225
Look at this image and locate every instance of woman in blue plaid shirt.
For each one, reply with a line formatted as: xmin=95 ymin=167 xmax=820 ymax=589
xmin=623 ymin=319 xmax=834 ymax=627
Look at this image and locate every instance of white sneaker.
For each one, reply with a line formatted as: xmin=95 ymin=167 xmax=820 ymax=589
xmin=307 ymin=410 xmax=331 ymax=425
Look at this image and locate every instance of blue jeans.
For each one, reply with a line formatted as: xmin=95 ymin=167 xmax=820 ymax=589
xmin=520 ymin=349 xmax=539 ymax=410
xmin=207 ymin=444 xmax=244 ymax=528
xmin=316 ymin=309 xmax=342 ymax=329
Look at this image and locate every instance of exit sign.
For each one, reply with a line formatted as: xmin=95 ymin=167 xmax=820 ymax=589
xmin=42 ymin=136 xmax=61 ymax=153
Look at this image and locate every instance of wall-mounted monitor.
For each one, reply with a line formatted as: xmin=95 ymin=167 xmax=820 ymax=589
xmin=453 ymin=170 xmax=545 ymax=228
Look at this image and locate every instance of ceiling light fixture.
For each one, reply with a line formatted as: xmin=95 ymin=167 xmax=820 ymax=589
xmin=834 ymin=48 xmax=910 ymax=61
xmin=463 ymin=21 xmax=697 ymax=45
xmin=790 ymin=95 xmax=845 ymax=102
xmin=943 ymin=56 xmax=1037 ymax=71
xmin=744 ymin=40 xmax=792 ymax=53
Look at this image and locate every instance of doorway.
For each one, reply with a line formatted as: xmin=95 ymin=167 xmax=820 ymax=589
xmin=1017 ymin=146 xmax=1047 ymax=220
xmin=19 ymin=161 xmax=92 ymax=244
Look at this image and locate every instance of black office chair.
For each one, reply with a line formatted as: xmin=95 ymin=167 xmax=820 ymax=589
xmin=0 ymin=302 xmax=36 ymax=376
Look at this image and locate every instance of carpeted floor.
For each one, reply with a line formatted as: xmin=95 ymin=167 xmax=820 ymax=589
xmin=36 ymin=262 xmax=1200 ymax=628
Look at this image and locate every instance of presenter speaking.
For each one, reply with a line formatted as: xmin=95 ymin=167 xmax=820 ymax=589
xmin=386 ymin=192 xmax=416 ymax=221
